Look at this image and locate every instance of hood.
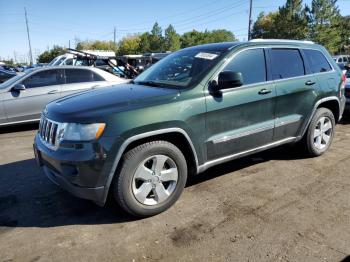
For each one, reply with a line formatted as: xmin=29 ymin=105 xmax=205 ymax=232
xmin=45 ymin=83 xmax=179 ymax=122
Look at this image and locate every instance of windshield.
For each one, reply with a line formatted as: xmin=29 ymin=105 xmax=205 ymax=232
xmin=48 ymin=56 xmax=60 ymax=66
xmin=133 ymin=49 xmax=224 ymax=88
xmin=0 ymin=73 xmax=26 ymax=89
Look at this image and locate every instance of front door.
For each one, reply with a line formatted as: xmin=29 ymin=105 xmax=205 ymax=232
xmin=205 ymin=48 xmax=276 ymax=161
xmin=3 ymin=69 xmax=63 ymax=123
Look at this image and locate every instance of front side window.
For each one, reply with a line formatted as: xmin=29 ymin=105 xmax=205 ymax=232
xmin=63 ymin=58 xmax=73 ymax=65
xmin=270 ymin=49 xmax=305 ymax=80
xmin=21 ymin=70 xmax=62 ymax=88
xmin=134 ymin=49 xmax=224 ymax=88
xmin=304 ymin=49 xmax=332 ymax=73
xmin=65 ymin=69 xmax=103 ymax=84
xmin=223 ymin=49 xmax=266 ymax=85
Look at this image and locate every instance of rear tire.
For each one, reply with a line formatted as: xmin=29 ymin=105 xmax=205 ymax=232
xmin=112 ymin=141 xmax=187 ymax=217
xmin=302 ymin=108 xmax=335 ymax=157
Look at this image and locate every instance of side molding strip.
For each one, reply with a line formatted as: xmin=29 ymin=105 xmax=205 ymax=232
xmin=197 ymin=137 xmax=297 ymax=173
xmin=212 ymin=125 xmax=274 ymax=144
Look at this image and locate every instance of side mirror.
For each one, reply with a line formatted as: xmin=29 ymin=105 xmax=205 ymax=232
xmin=12 ymin=83 xmax=26 ymax=91
xmin=218 ymin=71 xmax=243 ymax=89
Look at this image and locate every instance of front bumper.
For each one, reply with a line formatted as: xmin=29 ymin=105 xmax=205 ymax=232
xmin=33 ymin=134 xmax=116 ymax=205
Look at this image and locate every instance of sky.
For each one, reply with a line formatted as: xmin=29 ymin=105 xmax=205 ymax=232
xmin=1 ymin=0 xmax=350 ymax=63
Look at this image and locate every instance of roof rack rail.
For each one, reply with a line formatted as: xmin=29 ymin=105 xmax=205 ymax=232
xmin=249 ymin=39 xmax=314 ymax=44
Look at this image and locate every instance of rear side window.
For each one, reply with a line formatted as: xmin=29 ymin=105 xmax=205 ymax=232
xmin=270 ymin=49 xmax=305 ymax=80
xmin=223 ymin=49 xmax=266 ymax=85
xmin=303 ymin=49 xmax=332 ymax=73
xmin=22 ymin=70 xmax=63 ymax=88
xmin=64 ymin=69 xmax=103 ymax=83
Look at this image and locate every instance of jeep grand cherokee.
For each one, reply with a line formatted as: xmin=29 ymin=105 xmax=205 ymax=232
xmin=34 ymin=40 xmax=346 ymax=217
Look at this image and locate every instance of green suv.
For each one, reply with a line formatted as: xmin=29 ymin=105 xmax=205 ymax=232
xmin=34 ymin=40 xmax=346 ymax=217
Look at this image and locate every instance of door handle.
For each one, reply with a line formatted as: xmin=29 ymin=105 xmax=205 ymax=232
xmin=258 ymin=89 xmax=272 ymax=95
xmin=47 ymin=90 xmax=59 ymax=94
xmin=305 ymin=80 xmax=316 ymax=86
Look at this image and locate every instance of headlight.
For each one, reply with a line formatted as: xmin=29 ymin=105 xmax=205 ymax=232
xmin=60 ymin=123 xmax=106 ymax=141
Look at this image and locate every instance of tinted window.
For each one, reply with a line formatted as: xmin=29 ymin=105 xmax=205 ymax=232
xmin=65 ymin=69 xmax=103 ymax=83
xmin=304 ymin=49 xmax=332 ymax=73
xmin=95 ymin=59 xmax=108 ymax=66
xmin=339 ymin=57 xmax=343 ymax=63
xmin=270 ymin=49 xmax=305 ymax=79
xmin=63 ymin=58 xmax=73 ymax=65
xmin=22 ymin=70 xmax=62 ymax=88
xmin=343 ymin=57 xmax=348 ymax=62
xmin=223 ymin=49 xmax=266 ymax=85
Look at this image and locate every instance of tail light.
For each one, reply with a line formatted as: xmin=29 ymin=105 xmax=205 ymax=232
xmin=341 ymin=73 xmax=346 ymax=90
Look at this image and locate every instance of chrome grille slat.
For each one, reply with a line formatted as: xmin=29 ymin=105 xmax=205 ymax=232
xmin=39 ymin=116 xmax=61 ymax=150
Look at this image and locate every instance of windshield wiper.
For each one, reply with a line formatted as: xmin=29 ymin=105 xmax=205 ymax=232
xmin=134 ymin=80 xmax=164 ymax=87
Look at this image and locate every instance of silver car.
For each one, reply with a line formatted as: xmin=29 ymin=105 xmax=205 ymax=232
xmin=0 ymin=66 xmax=128 ymax=126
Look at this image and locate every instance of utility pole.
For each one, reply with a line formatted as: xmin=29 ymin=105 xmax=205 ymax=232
xmin=13 ymin=51 xmax=17 ymax=64
xmin=24 ymin=7 xmax=33 ymax=66
xmin=248 ymin=0 xmax=253 ymax=40
xmin=113 ymin=27 xmax=116 ymax=46
xmin=69 ymin=40 xmax=71 ymax=49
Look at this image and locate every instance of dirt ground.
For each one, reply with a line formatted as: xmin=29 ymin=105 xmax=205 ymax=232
xmin=0 ymin=118 xmax=350 ymax=262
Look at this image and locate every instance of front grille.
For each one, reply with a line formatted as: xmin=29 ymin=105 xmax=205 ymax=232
xmin=38 ymin=116 xmax=60 ymax=149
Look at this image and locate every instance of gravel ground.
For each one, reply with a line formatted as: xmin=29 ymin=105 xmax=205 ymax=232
xmin=0 ymin=119 xmax=350 ymax=262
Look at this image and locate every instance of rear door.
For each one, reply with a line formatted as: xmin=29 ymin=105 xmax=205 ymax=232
xmin=60 ymin=68 xmax=106 ymax=97
xmin=3 ymin=69 xmax=63 ymax=123
xmin=205 ymin=48 xmax=276 ymax=161
xmin=268 ymin=48 xmax=318 ymax=141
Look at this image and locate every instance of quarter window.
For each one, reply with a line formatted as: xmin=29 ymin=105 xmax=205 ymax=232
xmin=304 ymin=49 xmax=332 ymax=73
xmin=21 ymin=70 xmax=63 ymax=88
xmin=64 ymin=69 xmax=103 ymax=83
xmin=223 ymin=49 xmax=266 ymax=85
xmin=270 ymin=49 xmax=305 ymax=79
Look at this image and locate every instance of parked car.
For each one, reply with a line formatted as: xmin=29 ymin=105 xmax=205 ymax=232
xmin=0 ymin=67 xmax=17 ymax=83
xmin=0 ymin=66 xmax=128 ymax=126
xmin=333 ymin=55 xmax=350 ymax=65
xmin=342 ymin=64 xmax=350 ymax=111
xmin=34 ymin=40 xmax=346 ymax=217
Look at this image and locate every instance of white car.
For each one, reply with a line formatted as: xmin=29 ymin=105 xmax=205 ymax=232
xmin=0 ymin=66 xmax=128 ymax=126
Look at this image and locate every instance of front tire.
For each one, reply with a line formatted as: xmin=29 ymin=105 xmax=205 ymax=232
xmin=112 ymin=141 xmax=187 ymax=217
xmin=302 ymin=108 xmax=335 ymax=157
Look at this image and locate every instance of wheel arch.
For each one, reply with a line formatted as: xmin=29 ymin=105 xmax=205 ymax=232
xmin=102 ymin=128 xmax=199 ymax=204
xmin=300 ymin=96 xmax=340 ymax=139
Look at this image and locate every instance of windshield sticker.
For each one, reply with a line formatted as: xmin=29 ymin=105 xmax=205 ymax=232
xmin=195 ymin=52 xmax=218 ymax=60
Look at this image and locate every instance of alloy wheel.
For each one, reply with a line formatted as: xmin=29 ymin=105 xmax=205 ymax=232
xmin=132 ymin=154 xmax=178 ymax=206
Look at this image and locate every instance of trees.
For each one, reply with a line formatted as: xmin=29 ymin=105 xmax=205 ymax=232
xmin=164 ymin=25 xmax=181 ymax=51
xmin=250 ymin=0 xmax=348 ymax=54
xmin=37 ymin=46 xmax=65 ymax=63
xmin=180 ymin=29 xmax=236 ymax=48
xmin=118 ymin=35 xmax=141 ymax=55
xmin=252 ymin=1 xmax=309 ymax=40
xmin=76 ymin=40 xmax=117 ymax=51
xmin=251 ymin=12 xmax=279 ymax=39
xmin=308 ymin=0 xmax=342 ymax=53
xmin=273 ymin=0 xmax=309 ymax=39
